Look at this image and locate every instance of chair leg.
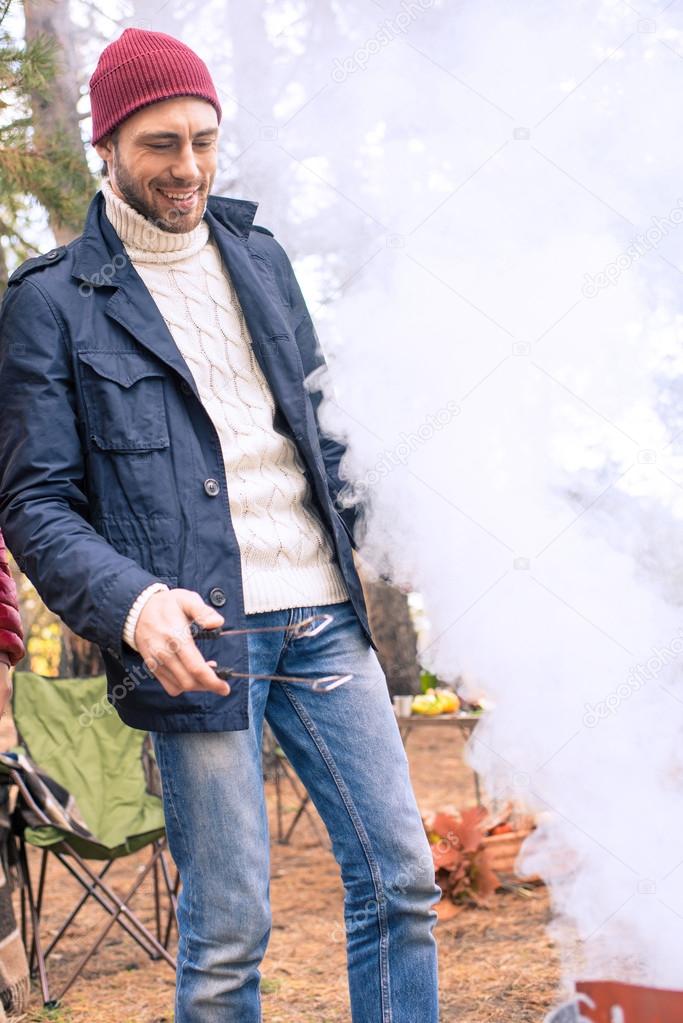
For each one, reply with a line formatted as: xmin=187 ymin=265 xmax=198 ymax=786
xmin=17 ymin=840 xmax=176 ymax=1006
xmin=54 ymin=849 xmax=170 ymax=962
xmin=158 ymin=842 xmax=179 ymax=949
xmin=14 ymin=832 xmax=27 ymax=956
xmin=17 ymin=838 xmax=56 ymax=1008
xmin=277 ymin=756 xmax=331 ymax=850
xmin=19 ymin=870 xmax=26 ymax=951
xmin=162 ymin=870 xmax=180 ymax=950
xmin=152 ymin=849 xmax=161 ymax=949
xmin=26 ymin=849 xmax=48 ymax=978
xmin=43 ymin=859 xmax=120 ymax=961
xmin=264 ymin=727 xmax=329 ymax=849
xmin=56 ymin=843 xmax=175 ymax=1002
xmin=282 ymin=792 xmax=312 ymax=844
xmin=34 ymin=847 xmax=48 ymax=923
xmin=264 ymin=727 xmax=285 ymax=842
xmin=274 ymin=760 xmax=284 ymax=842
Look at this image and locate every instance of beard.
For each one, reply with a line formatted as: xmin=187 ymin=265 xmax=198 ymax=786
xmin=110 ymin=149 xmax=213 ymax=234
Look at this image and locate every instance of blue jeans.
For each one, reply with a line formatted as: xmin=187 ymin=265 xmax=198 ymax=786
xmin=151 ymin=600 xmax=440 ymax=1022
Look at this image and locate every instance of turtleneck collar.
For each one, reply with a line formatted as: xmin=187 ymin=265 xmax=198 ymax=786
xmin=100 ymin=176 xmax=210 ymax=263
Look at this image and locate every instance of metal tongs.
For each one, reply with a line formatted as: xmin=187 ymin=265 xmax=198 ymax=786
xmin=191 ymin=612 xmax=352 ymax=692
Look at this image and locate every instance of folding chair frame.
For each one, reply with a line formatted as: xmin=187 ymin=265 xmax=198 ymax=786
xmin=263 ymin=725 xmax=331 ymax=849
xmin=10 ymin=768 xmax=178 ymax=1007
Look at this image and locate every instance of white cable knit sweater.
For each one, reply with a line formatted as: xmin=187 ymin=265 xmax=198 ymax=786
xmin=100 ymin=180 xmax=349 ymax=651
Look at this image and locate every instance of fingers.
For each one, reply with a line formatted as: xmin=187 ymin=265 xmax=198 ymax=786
xmin=176 ymin=589 xmax=225 ymax=631
xmin=136 ymin=588 xmax=231 ymax=698
xmin=171 ymin=590 xmax=230 ymax=694
xmin=167 ymin=633 xmax=231 ymax=696
xmin=148 ymin=660 xmax=184 ymax=699
xmin=147 ymin=631 xmax=231 ymax=697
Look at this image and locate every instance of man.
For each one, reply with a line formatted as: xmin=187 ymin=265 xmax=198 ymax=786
xmin=0 ymin=29 xmax=440 ymax=1022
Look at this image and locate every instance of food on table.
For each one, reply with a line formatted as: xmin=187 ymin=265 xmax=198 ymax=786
xmin=411 ymin=687 xmax=460 ymax=716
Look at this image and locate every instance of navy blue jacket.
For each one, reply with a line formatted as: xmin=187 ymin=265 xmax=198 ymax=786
xmin=0 ymin=189 xmax=375 ymax=732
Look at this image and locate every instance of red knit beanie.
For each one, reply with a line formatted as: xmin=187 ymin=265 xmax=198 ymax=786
xmin=89 ymin=28 xmax=222 ymax=144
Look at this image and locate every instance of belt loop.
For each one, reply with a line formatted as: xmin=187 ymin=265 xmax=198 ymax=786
xmin=282 ymin=606 xmax=296 ymax=653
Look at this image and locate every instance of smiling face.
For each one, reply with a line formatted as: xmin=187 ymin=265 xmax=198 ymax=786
xmin=94 ymin=96 xmax=219 ymax=233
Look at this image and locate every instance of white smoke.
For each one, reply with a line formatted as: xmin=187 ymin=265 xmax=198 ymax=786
xmin=307 ymin=0 xmax=683 ymax=994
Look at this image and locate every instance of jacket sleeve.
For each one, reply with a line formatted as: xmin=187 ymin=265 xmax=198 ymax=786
xmin=0 ymin=277 xmax=169 ymax=659
xmin=274 ymin=242 xmax=361 ymax=544
xmin=0 ymin=528 xmax=25 ymax=667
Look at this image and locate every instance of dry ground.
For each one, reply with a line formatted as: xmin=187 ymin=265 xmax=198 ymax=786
xmin=5 ymin=720 xmax=561 ymax=1023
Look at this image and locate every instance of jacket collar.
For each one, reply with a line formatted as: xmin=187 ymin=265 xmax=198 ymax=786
xmin=72 ymin=187 xmax=259 ymax=286
xmin=69 ymin=186 xmax=308 ymax=449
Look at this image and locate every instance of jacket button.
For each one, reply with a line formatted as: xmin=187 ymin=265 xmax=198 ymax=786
xmin=204 ymin=478 xmax=220 ymax=497
xmin=46 ymin=249 xmax=60 ymax=260
xmin=209 ymin=587 xmax=226 ymax=607
xmin=180 ymin=380 xmax=192 ymax=395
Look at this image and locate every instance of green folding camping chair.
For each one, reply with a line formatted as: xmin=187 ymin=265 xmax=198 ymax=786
xmin=1 ymin=613 xmax=353 ymax=1006
xmin=1 ymin=671 xmax=177 ymax=1007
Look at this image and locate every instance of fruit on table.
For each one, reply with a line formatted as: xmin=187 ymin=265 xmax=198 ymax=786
xmin=411 ymin=688 xmax=460 ymax=716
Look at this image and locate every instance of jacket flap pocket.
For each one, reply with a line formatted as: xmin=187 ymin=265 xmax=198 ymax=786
xmin=77 ymin=350 xmax=169 ymax=451
xmin=77 ymin=350 xmax=166 ymax=388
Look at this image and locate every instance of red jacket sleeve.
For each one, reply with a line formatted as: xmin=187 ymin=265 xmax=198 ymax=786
xmin=0 ymin=528 xmax=25 ymax=667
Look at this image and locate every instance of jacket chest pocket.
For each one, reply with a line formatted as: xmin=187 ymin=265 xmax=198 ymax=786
xmin=77 ymin=350 xmax=169 ymax=451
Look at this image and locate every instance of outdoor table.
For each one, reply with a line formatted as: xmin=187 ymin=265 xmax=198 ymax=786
xmin=394 ymin=711 xmax=484 ymax=806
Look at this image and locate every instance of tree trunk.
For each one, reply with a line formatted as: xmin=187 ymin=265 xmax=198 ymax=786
xmin=24 ymin=0 xmax=92 ymax=244
xmin=59 ymin=627 xmax=104 ymax=679
xmin=361 ymin=575 xmax=421 ymax=698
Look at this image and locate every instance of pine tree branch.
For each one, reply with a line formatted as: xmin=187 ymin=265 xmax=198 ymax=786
xmin=0 ymin=214 xmax=39 ymax=253
xmin=0 ymin=0 xmax=12 ymax=30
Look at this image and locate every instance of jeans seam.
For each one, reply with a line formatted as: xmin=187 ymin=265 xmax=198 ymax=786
xmin=279 ymin=685 xmax=393 ymax=1023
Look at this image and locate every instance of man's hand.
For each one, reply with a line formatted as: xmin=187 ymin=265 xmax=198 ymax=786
xmin=0 ymin=663 xmax=12 ymax=718
xmin=134 ymin=589 xmax=231 ymax=699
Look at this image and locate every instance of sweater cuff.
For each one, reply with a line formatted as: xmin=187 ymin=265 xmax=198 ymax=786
xmin=122 ymin=583 xmax=169 ymax=652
